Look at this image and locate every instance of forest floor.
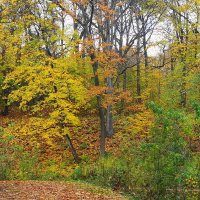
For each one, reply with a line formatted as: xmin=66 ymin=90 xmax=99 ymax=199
xmin=0 ymin=181 xmax=127 ymax=200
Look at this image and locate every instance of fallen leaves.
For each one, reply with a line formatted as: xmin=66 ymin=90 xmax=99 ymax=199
xmin=0 ymin=181 xmax=127 ymax=200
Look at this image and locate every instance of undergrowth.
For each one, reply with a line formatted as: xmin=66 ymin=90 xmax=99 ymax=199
xmin=71 ymin=103 xmax=200 ymax=200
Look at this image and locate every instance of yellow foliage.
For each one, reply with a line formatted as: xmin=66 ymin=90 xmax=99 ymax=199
xmin=125 ymin=109 xmax=154 ymax=137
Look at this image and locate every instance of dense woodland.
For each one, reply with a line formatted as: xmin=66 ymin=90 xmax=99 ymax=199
xmin=0 ymin=0 xmax=200 ymax=199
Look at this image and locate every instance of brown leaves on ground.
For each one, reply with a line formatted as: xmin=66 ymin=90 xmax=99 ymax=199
xmin=0 ymin=181 xmax=127 ymax=200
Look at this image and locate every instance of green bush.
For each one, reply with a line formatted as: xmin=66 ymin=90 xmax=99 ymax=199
xmin=72 ymin=103 xmax=200 ymax=199
xmin=72 ymin=156 xmax=128 ymax=190
xmin=0 ymin=127 xmax=40 ymax=180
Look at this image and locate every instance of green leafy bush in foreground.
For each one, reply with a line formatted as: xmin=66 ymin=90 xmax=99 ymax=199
xmin=72 ymin=103 xmax=200 ymax=199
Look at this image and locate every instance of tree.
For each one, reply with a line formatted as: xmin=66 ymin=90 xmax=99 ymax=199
xmin=4 ymin=54 xmax=88 ymax=163
xmin=158 ymin=0 xmax=200 ymax=107
xmin=51 ymin=0 xmax=163 ymax=155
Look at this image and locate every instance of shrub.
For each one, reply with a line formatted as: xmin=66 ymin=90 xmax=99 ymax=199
xmin=72 ymin=156 xmax=128 ymax=190
xmin=0 ymin=127 xmax=40 ymax=180
xmin=72 ymin=103 xmax=200 ymax=199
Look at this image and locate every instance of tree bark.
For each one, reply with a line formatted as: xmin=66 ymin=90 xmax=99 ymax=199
xmin=141 ymin=15 xmax=148 ymax=73
xmin=136 ymin=15 xmax=141 ymax=104
xmin=91 ymin=53 xmax=106 ymax=156
xmin=106 ymin=77 xmax=113 ymax=137
xmin=66 ymin=134 xmax=80 ymax=164
xmin=136 ymin=37 xmax=141 ymax=102
xmin=2 ymin=99 xmax=9 ymax=116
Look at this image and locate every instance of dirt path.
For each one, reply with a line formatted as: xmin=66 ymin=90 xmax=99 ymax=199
xmin=0 ymin=181 xmax=126 ymax=200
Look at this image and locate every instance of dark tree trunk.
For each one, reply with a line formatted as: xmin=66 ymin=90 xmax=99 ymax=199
xmin=180 ymin=62 xmax=187 ymax=107
xmin=172 ymin=10 xmax=188 ymax=107
xmin=136 ymin=59 xmax=141 ymax=103
xmin=123 ymin=69 xmax=127 ymax=92
xmin=2 ymin=100 xmax=9 ymax=116
xmin=170 ymin=57 xmax=175 ymax=71
xmin=141 ymin=15 xmax=148 ymax=73
xmin=179 ymin=29 xmax=187 ymax=107
xmin=66 ymin=134 xmax=80 ymax=164
xmin=136 ymin=40 xmax=141 ymax=103
xmin=91 ymin=53 xmax=106 ymax=156
xmin=136 ymin=16 xmax=141 ymax=104
xmin=120 ymin=70 xmax=127 ymax=111
xmin=106 ymin=76 xmax=114 ymax=137
xmin=98 ymin=95 xmax=106 ymax=156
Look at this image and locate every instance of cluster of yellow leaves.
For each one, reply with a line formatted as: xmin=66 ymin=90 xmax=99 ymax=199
xmin=125 ymin=109 xmax=154 ymax=137
xmin=4 ymin=62 xmax=88 ymax=127
xmin=6 ymin=117 xmax=61 ymax=149
xmin=0 ymin=25 xmax=21 ymax=69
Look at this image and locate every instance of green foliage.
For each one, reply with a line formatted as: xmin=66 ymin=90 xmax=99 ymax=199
xmin=0 ymin=127 xmax=40 ymax=180
xmin=38 ymin=159 xmax=63 ymax=180
xmin=18 ymin=151 xmax=41 ymax=180
xmin=192 ymin=101 xmax=200 ymax=119
xmin=140 ymin=105 xmax=190 ymax=198
xmin=72 ymin=104 xmax=200 ymax=199
xmin=72 ymin=156 xmax=128 ymax=189
xmin=0 ymin=126 xmax=71 ymax=181
xmin=80 ymin=142 xmax=88 ymax=150
xmin=0 ymin=127 xmax=14 ymax=179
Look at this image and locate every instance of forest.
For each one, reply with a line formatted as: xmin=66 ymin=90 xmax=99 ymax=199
xmin=0 ymin=0 xmax=199 ymax=199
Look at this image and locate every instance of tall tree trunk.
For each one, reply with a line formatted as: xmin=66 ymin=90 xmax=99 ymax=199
xmin=98 ymin=95 xmax=106 ymax=156
xmin=106 ymin=76 xmax=113 ymax=137
xmin=141 ymin=15 xmax=148 ymax=76
xmin=172 ymin=8 xmax=188 ymax=107
xmin=120 ymin=70 xmax=127 ymax=111
xmin=136 ymin=16 xmax=141 ymax=103
xmin=104 ymin=15 xmax=114 ymax=138
xmin=179 ymin=18 xmax=188 ymax=107
xmin=136 ymin=41 xmax=141 ymax=102
xmin=91 ymin=53 xmax=106 ymax=156
xmin=136 ymin=52 xmax=141 ymax=103
xmin=143 ymin=33 xmax=148 ymax=88
xmin=180 ymin=59 xmax=187 ymax=107
xmin=123 ymin=70 xmax=127 ymax=92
